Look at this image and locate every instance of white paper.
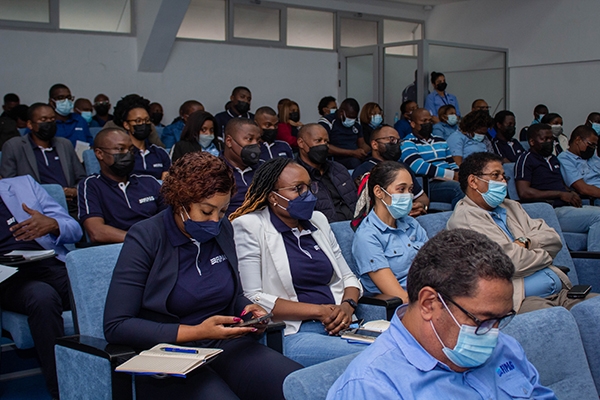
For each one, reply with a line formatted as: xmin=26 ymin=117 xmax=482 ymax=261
xmin=5 ymin=250 xmax=55 ymax=261
xmin=0 ymin=264 xmax=18 ymax=283
xmin=75 ymin=140 xmax=91 ymax=163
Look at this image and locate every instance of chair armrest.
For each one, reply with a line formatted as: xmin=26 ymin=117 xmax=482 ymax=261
xmin=359 ymin=293 xmax=403 ymax=320
xmin=570 ymin=251 xmax=600 ymax=259
xmin=265 ymin=322 xmax=286 ymax=354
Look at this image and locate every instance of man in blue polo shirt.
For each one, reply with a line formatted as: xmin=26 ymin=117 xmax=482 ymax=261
xmin=48 ymin=83 xmax=92 ymax=147
xmin=215 ymin=86 xmax=255 ymax=139
xmin=492 ymin=110 xmax=525 ymax=163
xmin=328 ymin=229 xmax=555 ymax=400
xmin=78 ymin=128 xmax=163 ymax=243
xmin=160 ymin=100 xmax=204 ymax=149
xmin=318 ymin=98 xmax=370 ymax=169
xmin=255 ymin=106 xmax=292 ymax=161
xmin=516 ymin=124 xmax=600 ymax=251
xmin=222 ymin=118 xmax=262 ymax=215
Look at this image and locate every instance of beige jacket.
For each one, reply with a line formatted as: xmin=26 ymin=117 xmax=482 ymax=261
xmin=447 ymin=196 xmax=570 ymax=311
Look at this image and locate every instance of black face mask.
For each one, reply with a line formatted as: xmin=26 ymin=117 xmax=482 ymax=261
xmin=150 ymin=112 xmax=163 ymax=126
xmin=503 ymin=126 xmax=516 ymax=140
xmin=307 ymin=144 xmax=329 ymax=165
xmin=94 ymin=104 xmax=110 ymax=116
xmin=379 ymin=142 xmax=401 ymax=161
xmin=538 ymin=141 xmax=554 ymax=157
xmin=581 ymin=145 xmax=595 ymax=160
xmin=419 ymin=123 xmax=433 ymax=138
xmin=34 ymin=121 xmax=57 ymax=141
xmin=240 ymin=143 xmax=261 ymax=167
xmin=289 ymin=112 xmax=300 ymax=123
xmin=262 ymin=129 xmax=278 ymax=144
xmin=234 ymin=101 xmax=250 ymax=115
xmin=132 ymin=123 xmax=151 ymax=141
xmin=436 ymin=82 xmax=448 ymax=92
xmin=108 ymin=152 xmax=135 ymax=177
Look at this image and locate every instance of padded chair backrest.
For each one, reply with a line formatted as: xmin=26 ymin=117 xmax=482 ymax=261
xmin=155 ymin=126 xmax=164 ymax=137
xmin=520 ymin=140 xmax=530 ymax=151
xmin=570 ymin=296 xmax=600 ymax=395
xmin=65 ymin=244 xmax=123 ymax=338
xmin=503 ymin=162 xmax=519 ymax=201
xmin=89 ymin=127 xmax=102 ymax=139
xmin=83 ymin=149 xmax=101 ymax=175
xmin=330 ymin=221 xmax=358 ymax=276
xmin=415 ymin=211 xmax=452 ymax=238
xmin=502 ymin=306 xmax=598 ymax=399
xmin=41 ymin=184 xmax=68 ymax=211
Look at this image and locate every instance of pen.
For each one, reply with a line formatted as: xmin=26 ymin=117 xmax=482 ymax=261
xmin=161 ymin=347 xmax=198 ymax=354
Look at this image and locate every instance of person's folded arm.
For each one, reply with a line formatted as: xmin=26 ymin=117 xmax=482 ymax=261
xmin=83 ymin=217 xmax=127 ymax=243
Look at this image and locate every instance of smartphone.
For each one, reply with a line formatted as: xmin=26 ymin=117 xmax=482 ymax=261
xmin=567 ymin=285 xmax=592 ymax=299
xmin=233 ymin=312 xmax=273 ymax=327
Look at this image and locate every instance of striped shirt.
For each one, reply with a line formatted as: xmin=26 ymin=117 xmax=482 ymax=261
xmin=400 ymin=133 xmax=458 ymax=180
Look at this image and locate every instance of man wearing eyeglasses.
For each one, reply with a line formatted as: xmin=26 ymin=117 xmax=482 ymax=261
xmin=78 ymin=128 xmax=163 ymax=243
xmin=47 ymin=83 xmax=93 ymax=147
xmin=447 ymin=152 xmax=594 ymax=313
xmin=328 ymin=229 xmax=555 ymax=399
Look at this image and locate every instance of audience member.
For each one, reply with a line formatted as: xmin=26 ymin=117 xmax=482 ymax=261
xmin=318 ymin=98 xmax=369 ymax=169
xmin=277 ymin=100 xmax=303 ymax=148
xmin=148 ymin=102 xmax=164 ymax=127
xmin=584 ymin=113 xmax=600 ymax=178
xmin=515 ymin=124 xmax=600 ymax=251
xmin=0 ymin=105 xmax=20 ymax=148
xmin=161 ymin=100 xmax=204 ymax=149
xmin=10 ymin=104 xmax=29 ymax=129
xmin=74 ymin=98 xmax=98 ymax=127
xmin=519 ymin=104 xmax=548 ymax=141
xmin=492 ymin=110 xmax=525 ymax=163
xmin=215 ymin=86 xmax=254 ymax=138
xmin=401 ymin=70 xmax=419 ymax=103
xmin=104 ymin=93 xmax=164 ymax=146
xmin=172 ymin=110 xmax=221 ymax=162
xmin=424 ymin=72 xmax=461 ymax=122
xmin=104 ymin=152 xmax=301 ymax=399
xmin=296 ymin=124 xmax=357 ymax=222
xmin=447 ymin=110 xmax=493 ymax=166
xmin=585 ymin=112 xmax=600 ymax=135
xmin=359 ymin=102 xmax=383 ymax=145
xmin=92 ymin=94 xmax=113 ymax=127
xmin=255 ymin=106 xmax=292 ymax=161
xmin=352 ymin=161 xmax=428 ymax=300
xmin=48 ymin=83 xmax=92 ymax=146
xmin=401 ymin=108 xmax=464 ymax=208
xmin=393 ymin=100 xmax=417 ymax=139
xmin=222 ymin=118 xmax=262 ymax=215
xmin=230 ymin=157 xmax=364 ymax=366
xmin=2 ymin=93 xmax=20 ymax=117
xmin=0 ymin=175 xmax=82 ymax=399
xmin=327 ymin=229 xmax=554 ymax=399
xmin=78 ymin=128 xmax=163 ymax=243
xmin=541 ymin=113 xmax=567 ymax=155
xmin=318 ymin=96 xmax=337 ymax=117
xmin=557 ymin=125 xmax=600 ymax=201
xmin=471 ymin=99 xmax=490 ymax=113
xmin=432 ymin=104 xmax=460 ymax=140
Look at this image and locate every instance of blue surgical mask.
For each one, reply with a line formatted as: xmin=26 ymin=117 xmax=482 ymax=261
xmin=380 ymin=188 xmax=413 ymax=219
xmin=181 ymin=208 xmax=221 ymax=243
xmin=537 ymin=114 xmax=545 ymax=123
xmin=370 ymin=114 xmax=383 ymax=128
xmin=589 ymin=122 xmax=600 ymax=135
xmin=329 ymin=108 xmax=337 ymax=114
xmin=80 ymin=111 xmax=93 ymax=123
xmin=273 ymin=191 xmax=317 ymax=221
xmin=446 ymin=114 xmax=458 ymax=126
xmin=431 ymin=294 xmax=499 ymax=368
xmin=54 ymin=99 xmax=73 ymax=117
xmin=476 ymin=177 xmax=507 ymax=208
xmin=198 ymin=134 xmax=214 ymax=149
xmin=342 ymin=112 xmax=356 ymax=128
xmin=473 ymin=133 xmax=486 ymax=142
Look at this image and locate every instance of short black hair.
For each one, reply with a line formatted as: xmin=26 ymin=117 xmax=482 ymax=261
xmin=3 ymin=93 xmax=19 ymax=104
xmin=406 ymin=228 xmax=514 ymax=303
xmin=471 ymin=98 xmax=486 ymax=108
xmin=340 ymin=98 xmax=360 ymax=114
xmin=94 ymin=127 xmax=128 ymax=149
xmin=27 ymin=102 xmax=52 ymax=121
xmin=541 ymin=113 xmax=562 ymax=125
xmin=527 ymin=123 xmax=552 ymax=141
xmin=318 ymin=96 xmax=336 ymax=116
xmin=255 ymin=106 xmax=277 ymax=117
xmin=113 ymin=94 xmax=151 ymax=127
xmin=48 ymin=83 xmax=69 ymax=99
xmin=400 ymin=100 xmax=417 ymax=115
xmin=586 ymin=112 xmax=600 ymax=124
xmin=430 ymin=71 xmax=444 ymax=84
xmin=534 ymin=104 xmax=548 ymax=114
xmin=224 ymin=118 xmax=258 ymax=138
xmin=232 ymin=86 xmax=251 ymax=97
xmin=459 ymin=110 xmax=494 ymax=133
xmin=494 ymin=110 xmax=515 ymax=127
xmin=11 ymin=104 xmax=29 ymax=122
xmin=458 ymin=152 xmax=503 ymax=192
xmin=180 ymin=100 xmax=203 ymax=116
xmin=569 ymin=125 xmax=597 ymax=145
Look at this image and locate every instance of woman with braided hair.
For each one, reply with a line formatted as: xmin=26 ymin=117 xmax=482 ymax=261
xmin=230 ymin=157 xmax=365 ymax=367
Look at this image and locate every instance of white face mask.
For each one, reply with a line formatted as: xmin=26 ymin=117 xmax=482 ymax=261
xmin=198 ymin=134 xmax=214 ymax=148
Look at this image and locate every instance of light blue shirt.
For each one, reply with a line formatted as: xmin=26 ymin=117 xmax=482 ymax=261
xmin=488 ymin=207 xmax=514 ymax=241
xmin=557 ymin=150 xmax=600 ymax=188
xmin=433 ymin=122 xmax=460 ymax=140
xmin=589 ymin=154 xmax=600 ymax=174
xmin=425 ymin=92 xmax=461 ymax=117
xmin=327 ymin=305 xmax=556 ymax=400
xmin=446 ymin=131 xmax=488 ymax=159
xmin=352 ymin=210 xmax=427 ymax=294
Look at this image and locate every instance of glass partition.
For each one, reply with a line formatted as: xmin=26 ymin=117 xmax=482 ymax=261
xmin=384 ymin=45 xmax=418 ymax=123
xmin=346 ymin=54 xmax=374 ymax=110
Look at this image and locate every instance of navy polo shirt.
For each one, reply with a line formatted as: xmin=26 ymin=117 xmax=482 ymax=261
xmin=214 ymin=109 xmax=255 ymax=139
xmin=515 ymin=150 xmax=568 ymax=207
xmin=133 ymin=142 xmax=171 ymax=179
xmin=269 ymin=208 xmax=335 ymax=305
xmin=318 ymin=114 xmax=363 ymax=151
xmin=492 ymin=138 xmax=525 ymax=163
xmin=351 ymin=157 xmax=424 ymax=198
xmin=163 ymin=208 xmax=235 ymax=325
xmin=56 ymin=113 xmax=93 ymax=146
xmin=260 ymin=140 xmax=293 ymax=161
xmin=223 ymin=157 xmax=260 ymax=216
xmin=78 ymin=173 xmax=163 ymax=231
xmin=28 ymin=135 xmax=68 ymax=187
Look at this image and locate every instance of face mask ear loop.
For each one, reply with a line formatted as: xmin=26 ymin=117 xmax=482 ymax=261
xmin=380 ymin=187 xmax=393 ymax=207
xmin=438 ymin=293 xmax=461 ymax=328
xmin=271 ymin=191 xmax=290 ymax=211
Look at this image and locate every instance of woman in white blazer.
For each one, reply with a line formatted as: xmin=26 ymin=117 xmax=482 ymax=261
xmin=230 ymin=157 xmax=364 ymax=367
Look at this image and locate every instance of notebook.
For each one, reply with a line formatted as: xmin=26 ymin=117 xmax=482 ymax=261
xmin=341 ymin=319 xmax=391 ymax=344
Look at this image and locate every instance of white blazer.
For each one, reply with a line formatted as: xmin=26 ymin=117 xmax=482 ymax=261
xmin=232 ymin=207 xmax=362 ymax=335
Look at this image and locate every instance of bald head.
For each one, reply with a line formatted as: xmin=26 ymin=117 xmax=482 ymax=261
xmin=94 ymin=127 xmax=129 ymax=149
xmin=297 ymin=123 xmax=326 ymax=142
xmin=410 ymin=108 xmax=430 ymax=123
xmin=410 ymin=108 xmax=433 ymax=138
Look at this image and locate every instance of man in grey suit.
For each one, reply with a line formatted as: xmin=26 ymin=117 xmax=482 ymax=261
xmin=0 ymin=103 xmax=86 ymax=218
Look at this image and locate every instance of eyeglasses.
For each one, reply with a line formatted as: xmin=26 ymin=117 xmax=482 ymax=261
xmin=53 ymin=95 xmax=74 ymax=101
xmin=96 ymin=145 xmax=136 ymax=155
xmin=374 ymin=137 xmax=400 ymax=145
xmin=94 ymin=101 xmax=110 ymax=107
xmin=475 ymin=106 xmax=491 ymax=111
xmin=477 ymin=172 xmax=510 ymax=182
xmin=439 ymin=293 xmax=516 ymax=335
xmin=583 ymin=139 xmax=598 ymax=149
xmin=274 ymin=182 xmax=319 ymax=198
xmin=126 ymin=118 xmax=151 ymax=125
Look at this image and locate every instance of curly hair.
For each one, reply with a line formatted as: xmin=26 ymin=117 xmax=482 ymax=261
xmin=161 ymin=152 xmax=236 ymax=210
xmin=459 ymin=110 xmax=494 ymax=134
xmin=458 ymin=152 xmax=503 ymax=192
xmin=113 ymin=94 xmax=151 ymax=127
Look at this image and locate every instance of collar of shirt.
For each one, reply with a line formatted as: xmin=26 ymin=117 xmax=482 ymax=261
xmin=404 ymin=133 xmax=434 ymax=144
xmin=163 ymin=206 xmax=191 ymax=247
xmin=222 ymin=156 xmax=253 ymax=175
xmin=27 ymin=134 xmax=53 ymax=151
xmin=56 ymin=113 xmax=78 ymax=125
xmin=565 ymin=149 xmax=582 ymax=161
xmin=367 ymin=208 xmax=411 ymax=233
xmin=268 ymin=205 xmax=317 ymax=233
xmin=488 ymin=205 xmax=508 ymax=222
xmin=530 ymin=150 xmax=558 ymax=166
xmin=226 ymin=108 xmax=250 ymax=119
xmin=99 ymin=172 xmax=132 ymax=187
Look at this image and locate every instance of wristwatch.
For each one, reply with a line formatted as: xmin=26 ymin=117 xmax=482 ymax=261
xmin=342 ymin=299 xmax=358 ymax=310
xmin=515 ymin=237 xmax=530 ymax=249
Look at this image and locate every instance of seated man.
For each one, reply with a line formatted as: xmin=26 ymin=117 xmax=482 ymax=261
xmin=0 ymin=102 xmax=20 ymax=149
xmin=92 ymin=94 xmax=114 ymax=127
xmin=401 ymin=108 xmax=464 ymax=208
xmin=471 ymin=98 xmax=490 ymax=114
xmin=584 ymin=113 xmax=600 ymax=179
xmin=557 ymin=125 xmax=600 ymax=202
xmin=254 ymin=106 xmax=292 ymax=161
xmin=1 ymin=92 xmax=19 ymax=118
xmin=394 ymin=100 xmax=418 ymax=139
xmin=1 ymin=103 xmax=86 ymax=218
xmin=296 ymin=123 xmax=357 ymax=222
xmin=328 ymin=229 xmax=555 ymax=399
xmin=215 ymin=86 xmax=254 ymax=139
xmin=78 ymin=128 xmax=163 ymax=243
xmin=74 ymin=98 xmax=97 ymax=127
xmin=222 ymin=118 xmax=262 ymax=215
xmin=319 ymin=98 xmax=370 ymax=169
xmin=515 ymin=124 xmax=600 ymax=251
xmin=448 ymin=152 xmax=594 ymax=312
xmin=352 ymin=125 xmax=429 ymax=216
xmin=48 ymin=83 xmax=92 ymax=146
xmin=519 ymin=104 xmax=548 ymax=141
xmin=0 ymin=175 xmax=82 ymax=399
xmin=149 ymin=102 xmax=164 ymax=127
xmin=492 ymin=110 xmax=525 ymax=163
xmin=161 ymin=100 xmax=204 ymax=148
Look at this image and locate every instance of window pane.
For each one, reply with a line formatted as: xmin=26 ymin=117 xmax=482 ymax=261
xmin=59 ymin=0 xmax=130 ymax=33
xmin=0 ymin=0 xmax=49 ymax=23
xmin=287 ymin=8 xmax=333 ymax=50
xmin=383 ymin=19 xmax=422 ymax=44
xmin=340 ymin=18 xmax=377 ymax=48
xmin=177 ymin=0 xmax=225 ymax=41
xmin=233 ymin=4 xmax=279 ymax=42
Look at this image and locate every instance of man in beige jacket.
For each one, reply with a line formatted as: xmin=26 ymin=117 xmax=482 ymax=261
xmin=447 ymin=152 xmax=594 ymax=313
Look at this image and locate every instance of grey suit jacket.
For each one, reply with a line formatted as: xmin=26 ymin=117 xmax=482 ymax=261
xmin=0 ymin=134 xmax=86 ymax=188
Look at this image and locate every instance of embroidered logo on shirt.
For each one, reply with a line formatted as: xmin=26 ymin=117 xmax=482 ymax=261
xmin=210 ymin=254 xmax=227 ymax=265
xmin=496 ymin=360 xmax=515 ymax=377
xmin=55 ymin=156 xmax=60 ymax=160
xmin=314 ymin=244 xmax=320 ymax=251
xmin=6 ymin=217 xmax=15 ymax=226
xmin=75 ymin=127 xmax=83 ymax=130
xmin=138 ymin=196 xmax=155 ymax=204
xmin=152 ymin=163 xmax=163 ymax=168
xmin=352 ymin=126 xmax=359 ymax=134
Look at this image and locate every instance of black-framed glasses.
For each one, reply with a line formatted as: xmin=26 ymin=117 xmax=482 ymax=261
xmin=96 ymin=145 xmax=136 ymax=155
xmin=126 ymin=118 xmax=151 ymax=125
xmin=439 ymin=293 xmax=516 ymax=335
xmin=477 ymin=172 xmax=510 ymax=182
xmin=274 ymin=182 xmax=318 ymax=198
xmin=374 ymin=136 xmax=400 ymax=145
xmin=583 ymin=139 xmax=598 ymax=150
xmin=53 ymin=95 xmax=74 ymax=101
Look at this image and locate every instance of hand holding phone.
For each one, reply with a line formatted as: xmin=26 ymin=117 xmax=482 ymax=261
xmin=231 ymin=312 xmax=273 ymax=328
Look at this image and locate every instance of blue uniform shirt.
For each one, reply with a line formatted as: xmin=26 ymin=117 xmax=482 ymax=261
xmin=394 ymin=118 xmax=412 ymax=140
xmin=133 ymin=142 xmax=171 ymax=180
xmin=515 ymin=151 xmax=567 ymax=207
xmin=223 ymin=157 xmax=260 ymax=216
xmin=557 ymin=150 xmax=600 ymax=188
xmin=29 ymin=135 xmax=68 ymax=187
xmin=55 ymin=113 xmax=93 ymax=146
xmin=327 ymin=305 xmax=556 ymax=400
xmin=352 ymin=158 xmax=424 ymax=199
xmin=352 ymin=210 xmax=427 ymax=294
xmin=78 ymin=173 xmax=163 ymax=231
xmin=446 ymin=131 xmax=488 ymax=160
xmin=260 ymin=140 xmax=293 ymax=161
xmin=433 ymin=122 xmax=459 ymax=140
xmin=424 ymin=92 xmax=461 ymax=117
xmin=492 ymin=138 xmax=525 ymax=163
xmin=161 ymin=119 xmax=185 ymax=149
xmin=214 ymin=109 xmax=255 ymax=140
xmin=318 ymin=114 xmax=363 ymax=151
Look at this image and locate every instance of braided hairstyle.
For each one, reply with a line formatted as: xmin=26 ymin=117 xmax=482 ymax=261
xmin=229 ymin=157 xmax=295 ymax=220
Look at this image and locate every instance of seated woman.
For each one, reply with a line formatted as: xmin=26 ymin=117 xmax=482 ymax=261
xmin=113 ymin=95 xmax=171 ymax=180
xmin=104 ymin=152 xmax=301 ymax=400
xmin=359 ymin=102 xmax=383 ymax=145
xmin=352 ymin=161 xmax=428 ymax=302
xmin=318 ymin=96 xmax=337 ymax=118
xmin=446 ymin=110 xmax=494 ymax=166
xmin=541 ymin=112 xmax=567 ymax=154
xmin=432 ymin=104 xmax=460 ymax=140
xmin=230 ymin=158 xmax=364 ymax=367
xmin=277 ymin=100 xmax=303 ymax=149
xmin=171 ymin=110 xmax=222 ymax=162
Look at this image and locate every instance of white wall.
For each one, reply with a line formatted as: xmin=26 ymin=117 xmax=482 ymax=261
xmin=426 ymin=0 xmax=600 ymax=135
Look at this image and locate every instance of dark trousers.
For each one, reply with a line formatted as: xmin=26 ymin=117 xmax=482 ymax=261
xmin=136 ymin=336 xmax=303 ymax=400
xmin=0 ymin=262 xmax=71 ymax=398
